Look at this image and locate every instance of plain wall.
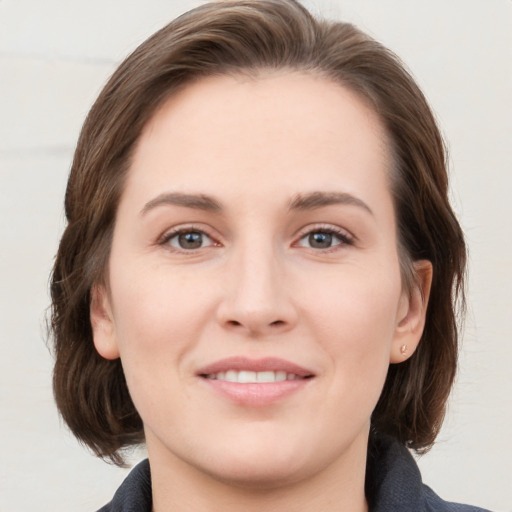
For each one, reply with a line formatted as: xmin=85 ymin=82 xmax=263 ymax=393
xmin=0 ymin=1 xmax=510 ymax=511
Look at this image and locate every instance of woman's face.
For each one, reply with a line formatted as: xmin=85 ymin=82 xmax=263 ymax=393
xmin=92 ymin=73 xmax=428 ymax=487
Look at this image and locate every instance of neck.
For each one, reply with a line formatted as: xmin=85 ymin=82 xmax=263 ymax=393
xmin=148 ymin=431 xmax=369 ymax=512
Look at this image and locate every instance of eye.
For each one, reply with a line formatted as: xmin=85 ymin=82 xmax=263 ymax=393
xmin=296 ymin=228 xmax=352 ymax=250
xmin=164 ymin=229 xmax=215 ymax=251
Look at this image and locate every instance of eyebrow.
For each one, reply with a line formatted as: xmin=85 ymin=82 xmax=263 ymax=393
xmin=140 ymin=190 xmax=373 ymax=216
xmin=288 ymin=191 xmax=373 ymax=215
xmin=140 ymin=192 xmax=222 ymax=215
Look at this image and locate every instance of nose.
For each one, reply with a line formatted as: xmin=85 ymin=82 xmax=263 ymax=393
xmin=216 ymin=243 xmax=298 ymax=337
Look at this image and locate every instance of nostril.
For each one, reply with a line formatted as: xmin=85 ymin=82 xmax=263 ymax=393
xmin=225 ymin=319 xmax=285 ymax=329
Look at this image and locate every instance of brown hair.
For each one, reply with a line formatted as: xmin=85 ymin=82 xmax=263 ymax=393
xmin=51 ymin=0 xmax=466 ymax=465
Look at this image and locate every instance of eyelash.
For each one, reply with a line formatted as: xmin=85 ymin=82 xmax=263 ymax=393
xmin=294 ymin=224 xmax=354 ymax=252
xmin=158 ymin=224 xmax=354 ymax=253
xmin=159 ymin=225 xmax=218 ymax=252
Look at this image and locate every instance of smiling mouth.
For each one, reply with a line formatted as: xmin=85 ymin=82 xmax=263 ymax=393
xmin=197 ymin=357 xmax=315 ymax=384
xmin=202 ymin=370 xmax=311 ymax=383
xmin=197 ymin=357 xmax=314 ymax=405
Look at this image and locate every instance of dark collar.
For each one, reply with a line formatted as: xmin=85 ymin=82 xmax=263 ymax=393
xmin=365 ymin=433 xmax=491 ymax=512
xmin=97 ymin=459 xmax=152 ymax=512
xmin=365 ymin=433 xmax=424 ymax=511
xmin=98 ymin=434 xmax=490 ymax=512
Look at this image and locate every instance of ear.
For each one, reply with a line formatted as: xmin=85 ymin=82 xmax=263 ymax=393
xmin=390 ymin=260 xmax=433 ymax=364
xmin=90 ymin=284 xmax=120 ymax=360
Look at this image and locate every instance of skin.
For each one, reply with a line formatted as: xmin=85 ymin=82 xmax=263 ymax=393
xmin=91 ymin=72 xmax=431 ymax=512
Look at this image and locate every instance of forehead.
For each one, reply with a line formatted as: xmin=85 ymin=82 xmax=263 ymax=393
xmin=126 ymin=72 xmax=392 ymax=209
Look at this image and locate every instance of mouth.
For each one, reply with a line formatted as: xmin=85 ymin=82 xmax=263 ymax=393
xmin=197 ymin=356 xmax=315 ymax=381
xmin=197 ymin=357 xmax=315 ymax=406
xmin=202 ymin=370 xmax=308 ymax=383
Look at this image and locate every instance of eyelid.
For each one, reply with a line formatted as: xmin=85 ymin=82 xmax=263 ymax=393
xmin=293 ymin=223 xmax=355 ymax=248
xmin=157 ymin=224 xmax=221 ymax=251
xmin=156 ymin=222 xmax=354 ymax=253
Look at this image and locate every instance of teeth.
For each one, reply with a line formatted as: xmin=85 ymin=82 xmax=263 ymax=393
xmin=225 ymin=370 xmax=236 ymax=382
xmin=206 ymin=370 xmax=301 ymax=383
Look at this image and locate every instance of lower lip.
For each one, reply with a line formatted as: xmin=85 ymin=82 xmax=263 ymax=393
xmin=200 ymin=378 xmax=311 ymax=406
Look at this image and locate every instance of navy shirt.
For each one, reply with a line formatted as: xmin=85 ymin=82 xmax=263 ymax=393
xmin=97 ymin=434 xmax=492 ymax=511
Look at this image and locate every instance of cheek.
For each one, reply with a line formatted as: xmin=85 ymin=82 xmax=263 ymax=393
xmin=302 ymin=264 xmax=402 ymax=377
xmin=108 ymin=263 xmax=214 ymax=370
xmin=107 ymin=264 xmax=218 ymax=420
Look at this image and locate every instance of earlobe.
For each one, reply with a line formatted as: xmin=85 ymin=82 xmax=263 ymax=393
xmin=90 ymin=285 xmax=120 ymax=360
xmin=390 ymin=260 xmax=433 ymax=364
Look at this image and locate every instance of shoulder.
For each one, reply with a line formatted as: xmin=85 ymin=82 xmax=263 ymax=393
xmin=423 ymin=485 xmax=492 ymax=512
xmin=366 ymin=433 xmax=494 ymax=512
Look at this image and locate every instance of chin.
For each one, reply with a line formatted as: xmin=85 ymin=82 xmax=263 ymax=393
xmin=200 ymin=453 xmax=310 ymax=490
xmin=189 ymin=425 xmax=333 ymax=490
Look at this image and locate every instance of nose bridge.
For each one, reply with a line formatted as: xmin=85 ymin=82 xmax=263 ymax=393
xmin=238 ymin=241 xmax=279 ymax=305
xmin=218 ymin=232 xmax=296 ymax=335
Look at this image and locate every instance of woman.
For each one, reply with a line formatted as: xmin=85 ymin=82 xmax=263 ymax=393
xmin=50 ymin=1 xmax=491 ymax=510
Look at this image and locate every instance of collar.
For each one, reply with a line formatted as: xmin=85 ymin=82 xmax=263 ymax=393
xmin=365 ymin=433 xmax=424 ymax=511
xmin=99 ymin=434 xmax=488 ymax=512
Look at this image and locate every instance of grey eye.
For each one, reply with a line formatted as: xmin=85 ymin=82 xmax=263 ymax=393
xmin=168 ymin=231 xmax=213 ymax=250
xmin=308 ymin=232 xmax=334 ymax=249
xmin=297 ymin=229 xmax=349 ymax=250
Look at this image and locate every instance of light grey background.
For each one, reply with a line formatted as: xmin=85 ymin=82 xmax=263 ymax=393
xmin=1 ymin=1 xmax=510 ymax=511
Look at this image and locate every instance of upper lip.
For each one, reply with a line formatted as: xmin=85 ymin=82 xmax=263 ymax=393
xmin=197 ymin=356 xmax=314 ymax=378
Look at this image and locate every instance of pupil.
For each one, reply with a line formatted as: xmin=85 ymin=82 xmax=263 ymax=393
xmin=309 ymin=232 xmax=332 ymax=248
xmin=179 ymin=232 xmax=203 ymax=249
